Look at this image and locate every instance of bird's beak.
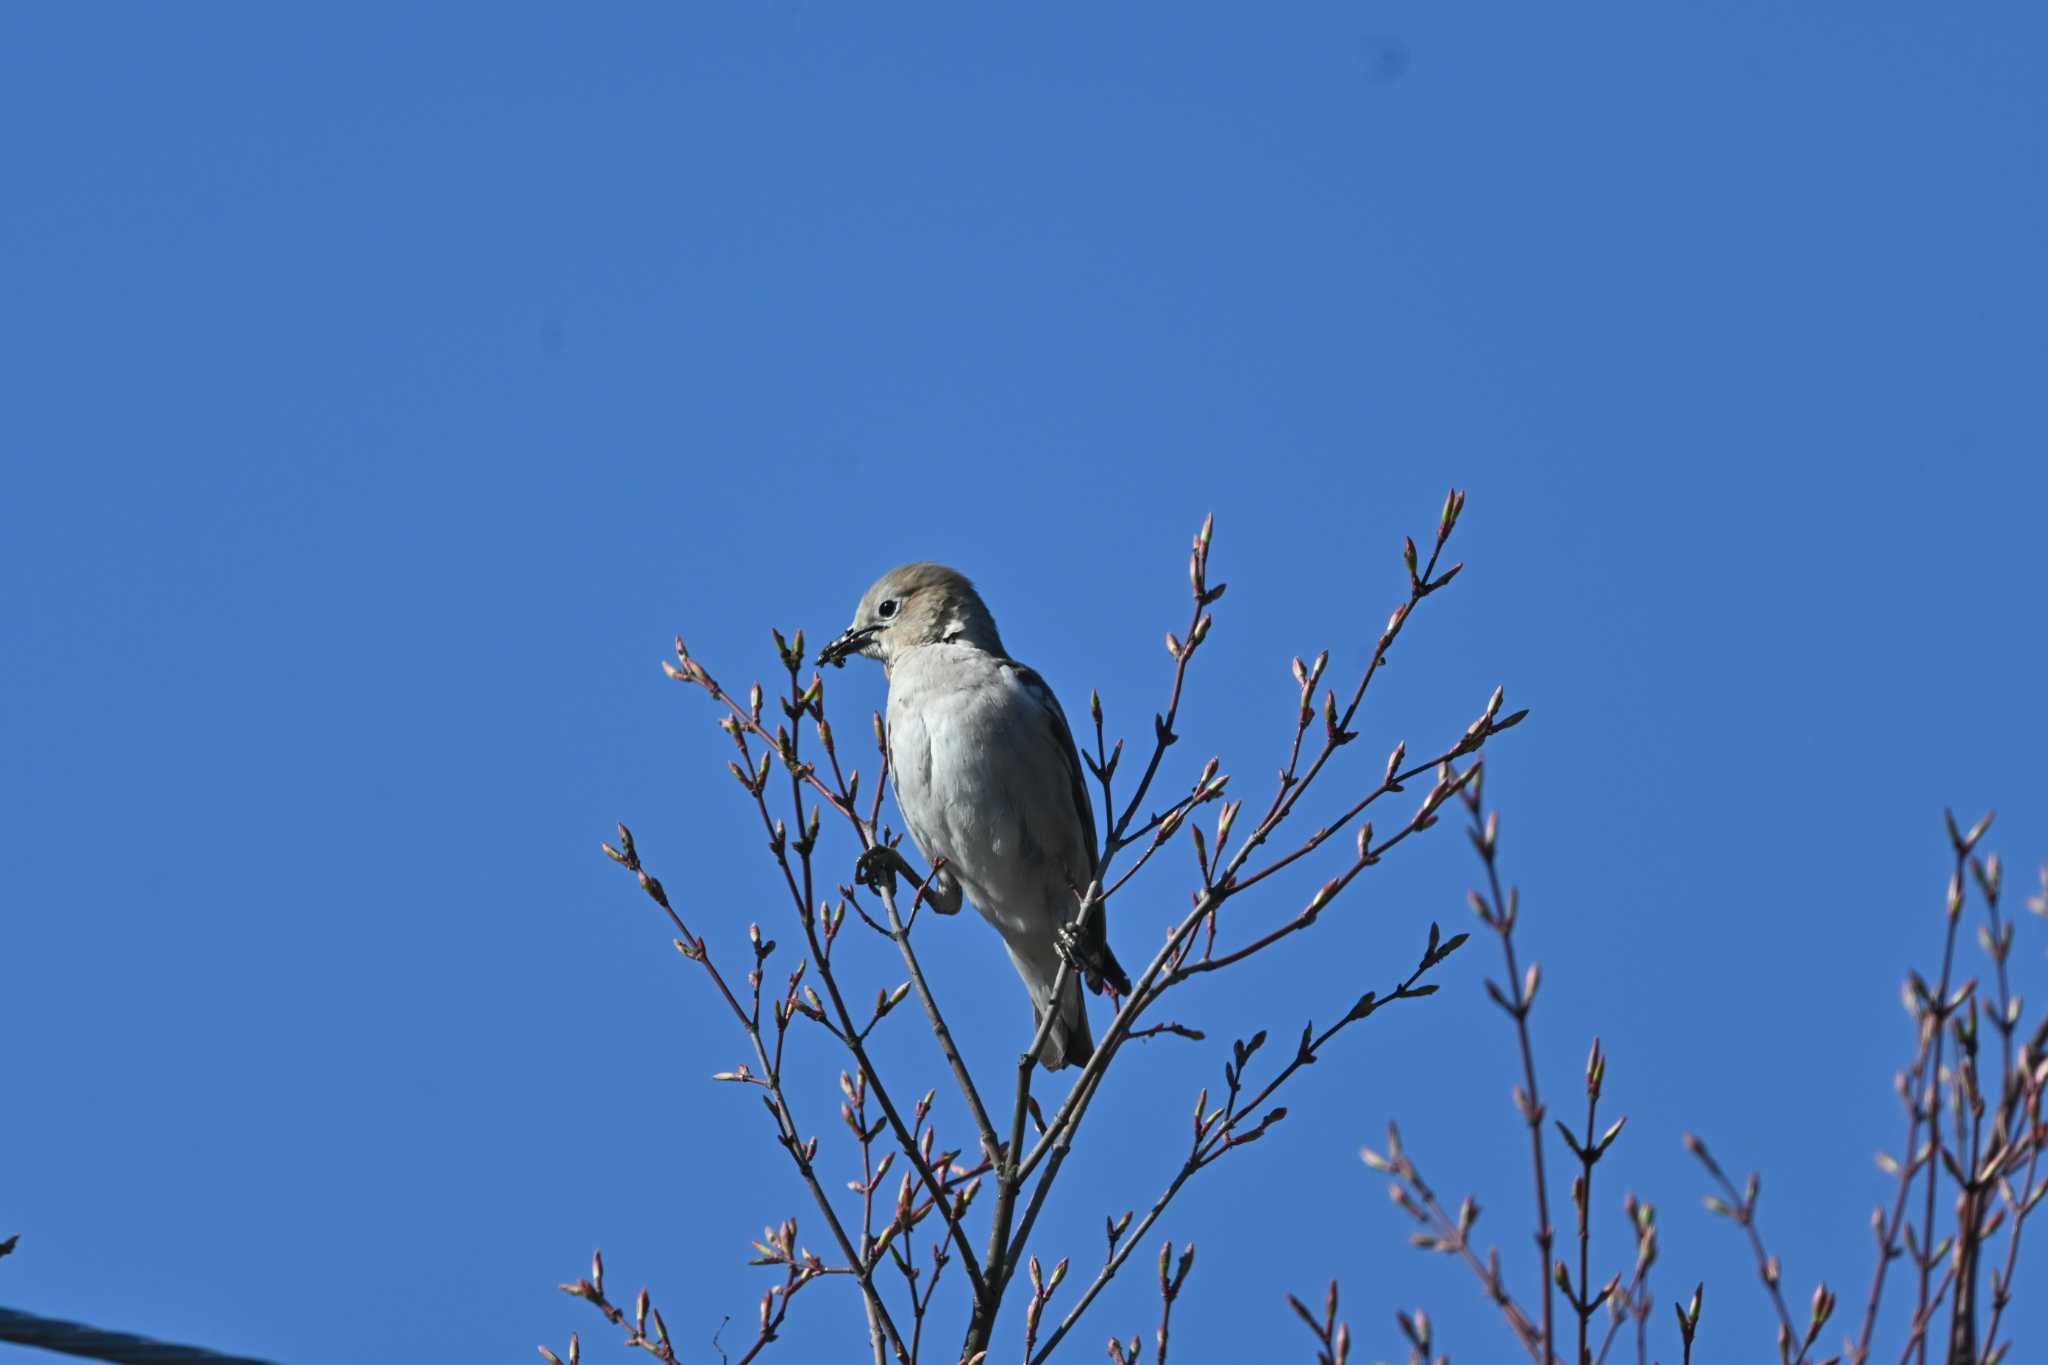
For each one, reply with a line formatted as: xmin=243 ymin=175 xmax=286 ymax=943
xmin=817 ymin=624 xmax=879 ymax=668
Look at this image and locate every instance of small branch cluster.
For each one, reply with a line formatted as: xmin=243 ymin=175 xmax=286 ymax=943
xmin=546 ymin=1241 xmax=827 ymax=1365
xmin=1093 ymin=1239 xmax=1198 ymax=1365
xmin=1683 ymin=1135 xmax=1832 ymax=1363
xmin=1690 ymin=810 xmax=2048 ymax=1365
xmin=1285 ymin=1280 xmax=1352 ymax=1365
xmin=1356 ymin=782 xmax=1691 ymax=1365
xmin=1350 ymin=768 xmax=2046 ymax=1365
xmin=546 ymin=1251 xmax=681 ymax=1365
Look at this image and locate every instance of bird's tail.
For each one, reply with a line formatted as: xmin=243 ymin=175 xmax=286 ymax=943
xmin=1040 ymin=970 xmax=1093 ymax=1070
xmin=1011 ymin=941 xmax=1094 ymax=1070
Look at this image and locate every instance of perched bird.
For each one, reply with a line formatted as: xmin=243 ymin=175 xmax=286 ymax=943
xmin=818 ymin=564 xmax=1130 ymax=1069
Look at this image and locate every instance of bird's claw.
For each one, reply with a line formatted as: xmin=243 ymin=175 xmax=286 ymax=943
xmin=1055 ymin=922 xmax=1106 ymax=995
xmin=1057 ymin=916 xmax=1131 ymax=998
xmin=854 ymin=844 xmax=915 ymax=893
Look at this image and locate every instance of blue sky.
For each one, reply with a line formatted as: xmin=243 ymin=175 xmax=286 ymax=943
xmin=4 ymin=3 xmax=2045 ymax=1361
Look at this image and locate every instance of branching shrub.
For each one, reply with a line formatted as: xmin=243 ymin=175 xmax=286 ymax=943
xmin=549 ymin=496 xmax=1525 ymax=1364
xmin=1347 ymin=795 xmax=2045 ymax=1365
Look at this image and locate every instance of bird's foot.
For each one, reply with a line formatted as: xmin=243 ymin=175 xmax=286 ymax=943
xmin=1057 ymin=918 xmax=1132 ymax=999
xmin=1055 ymin=922 xmax=1106 ymax=996
xmin=854 ymin=844 xmax=917 ymax=893
xmin=1054 ymin=921 xmax=1086 ymax=970
xmin=917 ymin=858 xmax=963 ymax=915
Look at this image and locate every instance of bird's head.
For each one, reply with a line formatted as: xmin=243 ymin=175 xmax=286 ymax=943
xmin=817 ymin=563 xmax=1006 ymax=670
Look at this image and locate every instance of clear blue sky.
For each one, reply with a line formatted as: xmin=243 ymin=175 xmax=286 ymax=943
xmin=5 ymin=4 xmax=2045 ymax=1361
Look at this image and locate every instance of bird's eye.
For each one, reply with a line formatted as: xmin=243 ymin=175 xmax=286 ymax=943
xmin=877 ymin=599 xmax=899 ymax=620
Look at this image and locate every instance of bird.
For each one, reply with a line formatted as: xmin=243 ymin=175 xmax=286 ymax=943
xmin=817 ymin=563 xmax=1130 ymax=1069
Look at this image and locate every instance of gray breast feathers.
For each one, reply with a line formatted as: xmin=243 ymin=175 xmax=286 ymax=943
xmin=885 ymin=646 xmax=1099 ymax=917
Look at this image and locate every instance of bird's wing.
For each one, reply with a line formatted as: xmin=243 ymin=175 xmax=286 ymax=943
xmin=1000 ymin=660 xmax=1131 ymax=996
xmin=1000 ymin=662 xmax=1099 ymax=880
